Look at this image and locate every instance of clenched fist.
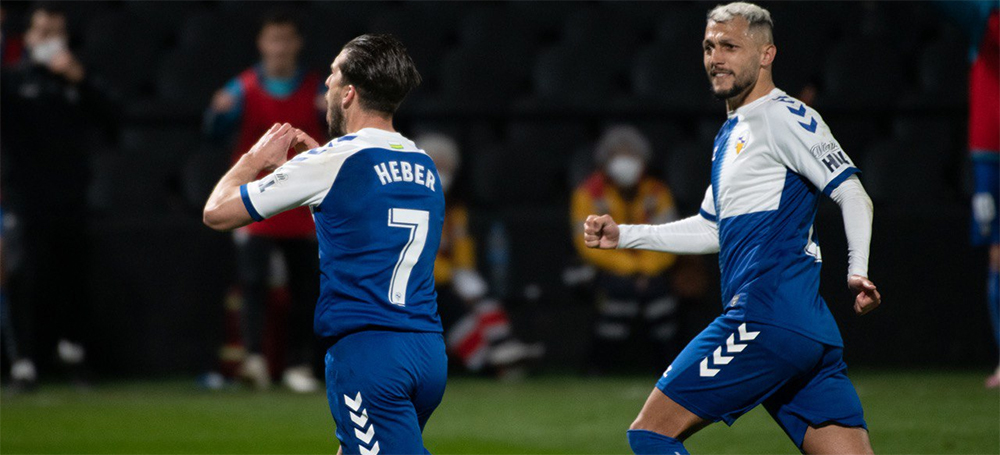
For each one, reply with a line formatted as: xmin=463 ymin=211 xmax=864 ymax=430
xmin=848 ymin=275 xmax=881 ymax=316
xmin=583 ymin=214 xmax=620 ymax=249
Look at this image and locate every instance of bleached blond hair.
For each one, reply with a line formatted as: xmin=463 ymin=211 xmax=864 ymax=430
xmin=707 ymin=2 xmax=774 ymax=44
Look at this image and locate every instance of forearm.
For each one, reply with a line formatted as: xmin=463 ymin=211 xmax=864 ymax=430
xmin=830 ymin=176 xmax=873 ymax=278
xmin=617 ymin=215 xmax=720 ymax=254
xmin=203 ymin=154 xmax=264 ymax=231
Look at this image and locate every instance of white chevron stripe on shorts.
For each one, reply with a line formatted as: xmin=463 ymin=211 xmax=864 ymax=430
xmin=699 ymin=323 xmax=759 ymax=377
xmin=344 ymin=392 xmax=380 ymax=455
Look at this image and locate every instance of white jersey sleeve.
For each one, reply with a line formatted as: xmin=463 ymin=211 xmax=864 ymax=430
xmin=766 ymin=107 xmax=859 ymax=196
xmin=240 ymin=144 xmax=353 ymax=221
xmin=699 ymin=185 xmax=717 ymax=222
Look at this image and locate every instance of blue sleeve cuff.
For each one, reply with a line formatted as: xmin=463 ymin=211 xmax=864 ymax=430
xmin=822 ymin=167 xmax=861 ymax=197
xmin=240 ymin=184 xmax=264 ymax=222
xmin=699 ymin=208 xmax=717 ymax=222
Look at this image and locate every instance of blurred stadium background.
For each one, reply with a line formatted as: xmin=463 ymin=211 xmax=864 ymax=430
xmin=1 ymin=0 xmax=997 ymax=454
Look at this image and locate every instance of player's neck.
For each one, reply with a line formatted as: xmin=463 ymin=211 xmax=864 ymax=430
xmin=725 ymin=76 xmax=775 ymax=113
xmin=345 ymin=110 xmax=396 ymax=135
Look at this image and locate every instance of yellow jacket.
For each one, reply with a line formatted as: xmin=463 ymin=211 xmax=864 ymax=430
xmin=572 ymin=172 xmax=679 ymax=277
xmin=435 ymin=205 xmax=476 ymax=285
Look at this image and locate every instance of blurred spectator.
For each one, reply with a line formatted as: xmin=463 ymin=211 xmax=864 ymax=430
xmin=571 ymin=125 xmax=706 ymax=374
xmin=203 ymin=10 xmax=326 ymax=393
xmin=0 ymin=3 xmax=117 ymax=387
xmin=936 ymin=1 xmax=1000 ymax=388
xmin=418 ymin=133 xmax=544 ymax=378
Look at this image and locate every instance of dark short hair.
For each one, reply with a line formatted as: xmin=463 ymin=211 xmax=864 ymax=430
xmin=258 ymin=9 xmax=300 ymax=37
xmin=339 ymin=34 xmax=422 ymax=114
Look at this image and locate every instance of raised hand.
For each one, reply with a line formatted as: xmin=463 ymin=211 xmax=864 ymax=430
xmin=848 ymin=275 xmax=881 ymax=316
xmin=584 ymin=214 xmax=620 ymax=249
xmin=291 ymin=128 xmax=321 ymax=154
xmin=246 ymin=123 xmax=295 ymax=172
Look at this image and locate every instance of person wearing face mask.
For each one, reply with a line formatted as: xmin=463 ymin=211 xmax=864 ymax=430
xmin=417 ymin=132 xmax=544 ymax=378
xmin=572 ymin=125 xmax=695 ymax=375
xmin=0 ymin=3 xmax=116 ymax=390
xmin=203 ymin=10 xmax=328 ymax=393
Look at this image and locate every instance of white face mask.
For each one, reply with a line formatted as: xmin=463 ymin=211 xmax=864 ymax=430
xmin=606 ymin=155 xmax=644 ymax=189
xmin=439 ymin=173 xmax=453 ymax=193
xmin=30 ymin=37 xmax=66 ymax=65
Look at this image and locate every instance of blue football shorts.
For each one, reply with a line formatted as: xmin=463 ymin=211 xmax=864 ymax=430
xmin=971 ymin=155 xmax=999 ymax=246
xmin=655 ymin=316 xmax=866 ymax=449
xmin=325 ymin=331 xmax=447 ymax=455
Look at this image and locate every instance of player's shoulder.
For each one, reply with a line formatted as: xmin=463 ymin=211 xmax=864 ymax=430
xmin=753 ymin=89 xmax=828 ymax=138
xmin=288 ymin=136 xmax=367 ymax=165
xmin=345 ymin=128 xmax=428 ymax=157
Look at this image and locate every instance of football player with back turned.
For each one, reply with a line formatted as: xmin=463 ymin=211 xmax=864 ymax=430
xmin=204 ymin=34 xmax=446 ymax=455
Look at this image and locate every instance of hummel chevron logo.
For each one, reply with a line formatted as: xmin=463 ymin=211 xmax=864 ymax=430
xmin=699 ymin=358 xmax=719 ymax=377
xmin=344 ymin=392 xmax=380 ymax=455
xmin=700 ymin=323 xmax=760 ymax=377
xmin=786 ymin=104 xmax=807 ymax=117
xmin=355 ymin=424 xmax=376 ymax=444
xmin=361 ymin=441 xmax=380 ymax=455
xmin=785 ymin=103 xmax=818 ymax=133
xmin=799 ymin=117 xmax=818 ymax=133
xmin=344 ymin=392 xmax=363 ymax=411
xmin=713 ymin=347 xmax=732 ymax=365
xmin=738 ymin=323 xmax=759 ymax=341
xmin=351 ymin=409 xmax=369 ymax=427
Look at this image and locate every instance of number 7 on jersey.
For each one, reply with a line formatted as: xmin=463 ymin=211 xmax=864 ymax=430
xmin=387 ymin=208 xmax=429 ymax=306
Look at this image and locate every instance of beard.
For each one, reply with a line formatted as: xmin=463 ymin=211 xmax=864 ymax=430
xmin=710 ymin=70 xmax=756 ymax=100
xmin=327 ymin=103 xmax=346 ymax=138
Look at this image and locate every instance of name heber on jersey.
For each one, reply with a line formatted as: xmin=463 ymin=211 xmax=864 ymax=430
xmin=239 ymin=128 xmax=445 ymax=344
xmin=374 ymin=160 xmax=437 ymax=191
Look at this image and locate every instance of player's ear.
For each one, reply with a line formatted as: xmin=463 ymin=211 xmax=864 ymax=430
xmin=342 ymin=85 xmax=355 ymax=109
xmin=760 ymin=43 xmax=776 ymax=67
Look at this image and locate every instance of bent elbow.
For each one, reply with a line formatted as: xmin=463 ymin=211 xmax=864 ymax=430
xmin=202 ymin=206 xmax=234 ymax=232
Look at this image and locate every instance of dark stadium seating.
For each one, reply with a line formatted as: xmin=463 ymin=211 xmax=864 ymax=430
xmin=816 ymin=37 xmax=907 ymax=110
xmin=631 ymin=41 xmax=717 ymax=111
xmin=910 ymin=35 xmax=969 ymax=109
xmin=81 ymin=11 xmax=166 ymax=98
xmin=527 ymin=43 xmax=625 ymax=111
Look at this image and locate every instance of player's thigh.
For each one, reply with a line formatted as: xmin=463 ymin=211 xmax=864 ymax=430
xmin=649 ymin=317 xmax=823 ymax=436
xmin=763 ymin=347 xmax=868 ymax=451
xmin=630 ymin=387 xmax=711 ymax=440
xmin=326 ymin=331 xmax=442 ymax=455
xmin=801 ymin=424 xmax=872 ymax=455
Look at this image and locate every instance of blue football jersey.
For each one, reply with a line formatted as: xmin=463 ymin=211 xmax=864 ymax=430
xmin=699 ymin=88 xmax=859 ymax=347
xmin=240 ymin=128 xmax=444 ymax=341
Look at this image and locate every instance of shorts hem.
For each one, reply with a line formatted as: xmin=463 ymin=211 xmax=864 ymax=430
xmin=656 ymin=383 xmax=728 ymax=425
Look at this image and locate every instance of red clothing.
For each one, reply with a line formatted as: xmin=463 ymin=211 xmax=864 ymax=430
xmin=969 ymin=10 xmax=999 ymax=153
xmin=232 ymin=68 xmax=326 ymax=238
xmin=1 ymin=34 xmax=23 ymax=67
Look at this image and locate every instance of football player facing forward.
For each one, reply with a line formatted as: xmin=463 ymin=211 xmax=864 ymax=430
xmin=204 ymin=35 xmax=446 ymax=455
xmin=584 ymin=3 xmax=881 ymax=454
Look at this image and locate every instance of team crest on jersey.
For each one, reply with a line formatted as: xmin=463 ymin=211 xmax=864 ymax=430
xmin=735 ymin=132 xmax=750 ymax=155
